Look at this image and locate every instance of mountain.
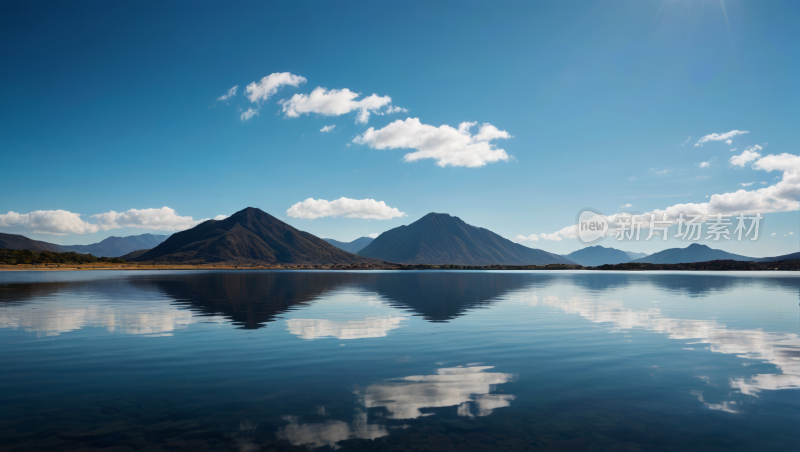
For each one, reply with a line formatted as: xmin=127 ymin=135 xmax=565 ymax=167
xmin=631 ymin=243 xmax=755 ymax=264
xmin=0 ymin=232 xmax=64 ymax=252
xmin=61 ymin=233 xmax=168 ymax=257
xmin=357 ymin=213 xmax=576 ymax=265
xmin=625 ymin=251 xmax=648 ymax=260
xmin=120 ymin=249 xmax=151 ymax=260
xmin=323 ymin=236 xmax=374 ymax=253
xmin=566 ymin=246 xmax=632 ymax=267
xmin=133 ymin=207 xmax=381 ymax=265
xmin=755 ymin=251 xmax=800 ymax=262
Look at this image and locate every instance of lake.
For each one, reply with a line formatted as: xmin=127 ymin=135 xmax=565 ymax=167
xmin=1 ymin=270 xmax=799 ymax=451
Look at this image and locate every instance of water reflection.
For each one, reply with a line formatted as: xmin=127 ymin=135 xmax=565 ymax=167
xmin=538 ymin=295 xmax=800 ymax=395
xmin=361 ymin=365 xmax=516 ymax=419
xmin=0 ymin=281 xmax=222 ymax=337
xmin=277 ymin=411 xmax=387 ymax=449
xmin=287 ymin=316 xmax=407 ymax=339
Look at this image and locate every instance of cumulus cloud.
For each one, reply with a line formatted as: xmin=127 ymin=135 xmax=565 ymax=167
xmin=730 ymin=145 xmax=763 ymax=167
xmin=695 ymin=130 xmax=749 ymax=146
xmin=621 ymin=203 xmax=633 ymax=208
xmin=725 ymin=139 xmax=733 ymax=145
xmin=521 ymin=152 xmax=800 ymax=241
xmin=353 ymin=118 xmax=512 ymax=168
xmin=286 ymin=198 xmax=406 ymax=220
xmin=240 ymin=107 xmax=259 ymax=121
xmin=280 ymin=87 xmax=403 ymax=124
xmin=368 ymin=232 xmax=379 ymax=239
xmin=0 ymin=210 xmax=105 ymax=235
xmin=0 ymin=207 xmax=225 ymax=235
xmin=320 ymin=125 xmax=336 ymax=133
xmin=245 ymin=72 xmax=306 ymax=103
xmin=217 ymin=85 xmax=237 ymax=102
xmin=740 ymin=182 xmax=755 ymax=187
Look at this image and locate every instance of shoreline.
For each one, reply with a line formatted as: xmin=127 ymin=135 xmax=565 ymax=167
xmin=2 ymin=259 xmax=800 ymax=272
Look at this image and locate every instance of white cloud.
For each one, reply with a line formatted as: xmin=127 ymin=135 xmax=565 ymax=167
xmin=730 ymin=148 xmax=738 ymax=152
xmin=353 ymin=118 xmax=511 ymax=168
xmin=384 ymin=105 xmax=408 ymax=114
xmin=217 ymin=85 xmax=237 ymax=102
xmin=0 ymin=210 xmax=105 ymax=235
xmin=245 ymin=72 xmax=306 ymax=103
xmin=320 ymin=125 xmax=336 ymax=133
xmin=740 ymin=182 xmax=755 ymax=187
xmin=695 ymin=130 xmax=749 ymax=146
xmin=213 ymin=215 xmax=229 ymax=221
xmin=730 ymin=145 xmax=763 ymax=167
xmin=280 ymin=87 xmax=403 ymax=124
xmin=771 ymin=232 xmax=777 ymax=236
xmin=0 ymin=207 xmax=225 ymax=235
xmin=681 ymin=137 xmax=691 ymax=146
xmin=368 ymin=233 xmax=379 ymax=239
xmin=725 ymin=139 xmax=733 ymax=145
xmin=698 ymin=156 xmax=717 ymax=168
xmin=656 ymin=168 xmax=673 ymax=174
xmin=523 ymin=151 xmax=800 ymax=241
xmin=286 ymin=198 xmax=406 ymax=220
xmin=240 ymin=107 xmax=259 ymax=121
xmin=92 ymin=207 xmax=210 ymax=231
xmin=621 ymin=203 xmax=633 ymax=208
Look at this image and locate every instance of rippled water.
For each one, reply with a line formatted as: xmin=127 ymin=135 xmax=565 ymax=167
xmin=1 ymin=270 xmax=799 ymax=451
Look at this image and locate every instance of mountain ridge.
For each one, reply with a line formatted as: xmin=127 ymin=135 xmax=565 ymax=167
xmin=133 ymin=207 xmax=381 ymax=265
xmin=358 ymin=212 xmax=575 ymax=265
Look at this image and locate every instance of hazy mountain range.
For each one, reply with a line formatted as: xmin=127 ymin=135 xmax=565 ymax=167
xmin=3 ymin=210 xmax=798 ymax=266
xmin=357 ymin=213 xmax=575 ymax=265
xmin=322 ymin=236 xmax=374 ymax=253
xmin=565 ymin=246 xmax=632 ymax=267
xmin=0 ymin=232 xmax=168 ymax=257
xmin=631 ymin=243 xmax=755 ymax=264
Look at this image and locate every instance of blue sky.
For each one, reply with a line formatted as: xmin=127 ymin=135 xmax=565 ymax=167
xmin=1 ymin=0 xmax=799 ymax=257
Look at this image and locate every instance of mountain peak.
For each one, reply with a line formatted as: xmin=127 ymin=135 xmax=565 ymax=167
xmin=358 ymin=212 xmax=574 ymax=265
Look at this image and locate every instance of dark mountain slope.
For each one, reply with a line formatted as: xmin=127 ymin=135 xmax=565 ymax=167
xmin=323 ymin=236 xmax=374 ymax=253
xmin=631 ymin=243 xmax=755 ymax=264
xmin=566 ymin=245 xmax=631 ymax=266
xmin=0 ymin=232 xmax=65 ymax=252
xmin=62 ymin=233 xmax=168 ymax=257
xmin=133 ymin=207 xmax=379 ymax=265
xmin=357 ymin=213 xmax=575 ymax=265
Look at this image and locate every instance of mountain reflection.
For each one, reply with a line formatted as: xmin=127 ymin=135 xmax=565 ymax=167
xmin=361 ymin=365 xmax=516 ymax=419
xmin=135 ymin=272 xmax=347 ymax=329
xmin=538 ymin=295 xmax=800 ymax=395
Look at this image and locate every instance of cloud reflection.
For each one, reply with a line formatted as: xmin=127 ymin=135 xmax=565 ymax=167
xmin=276 ymin=411 xmax=387 ymax=449
xmin=361 ymin=365 xmax=515 ymax=419
xmin=286 ymin=316 xmax=406 ymax=339
xmin=538 ymin=296 xmax=800 ymax=395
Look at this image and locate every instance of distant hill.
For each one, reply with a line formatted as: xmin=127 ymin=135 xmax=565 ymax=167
xmin=625 ymin=251 xmax=648 ymax=260
xmin=0 ymin=232 xmax=64 ymax=252
xmin=631 ymin=243 xmax=755 ymax=264
xmin=755 ymin=251 xmax=800 ymax=262
xmin=323 ymin=236 xmax=374 ymax=253
xmin=133 ymin=207 xmax=381 ymax=265
xmin=61 ymin=233 xmax=168 ymax=257
xmin=566 ymin=246 xmax=631 ymax=266
xmin=357 ymin=213 xmax=575 ymax=265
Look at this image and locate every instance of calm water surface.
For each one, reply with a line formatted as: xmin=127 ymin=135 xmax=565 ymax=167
xmin=1 ymin=270 xmax=799 ymax=451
